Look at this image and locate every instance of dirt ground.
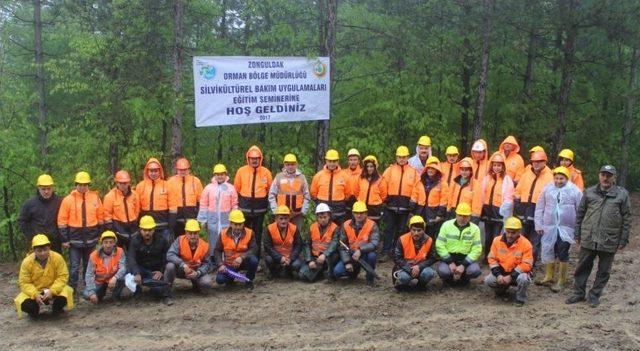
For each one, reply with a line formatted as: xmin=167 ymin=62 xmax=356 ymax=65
xmin=1 ymin=198 xmax=639 ymax=351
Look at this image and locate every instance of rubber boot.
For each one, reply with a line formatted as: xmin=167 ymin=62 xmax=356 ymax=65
xmin=550 ymin=262 xmax=568 ymax=293
xmin=535 ymin=262 xmax=555 ymax=286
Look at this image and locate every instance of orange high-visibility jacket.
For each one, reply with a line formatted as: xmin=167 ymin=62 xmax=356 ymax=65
xmin=178 ymin=234 xmax=210 ymax=269
xmin=355 ymin=176 xmax=388 ymax=206
xmin=343 ymin=218 xmax=375 ymax=250
xmin=267 ymin=222 xmax=297 ymax=259
xmin=399 ymin=233 xmax=433 ymax=265
xmin=90 ymin=247 xmax=124 ymax=284
xmin=446 ymin=176 xmax=481 ymax=216
xmin=568 ymin=165 xmax=584 ymax=191
xmin=441 ymin=161 xmax=460 ymax=190
xmin=135 ymin=158 xmax=176 ymax=225
xmin=103 ymin=187 xmax=140 ymax=225
xmin=168 ymin=174 xmax=204 ymax=220
xmin=382 ymin=163 xmax=424 ymax=212
xmin=58 ymin=189 xmax=104 ymax=248
xmin=310 ymin=166 xmax=351 ymax=215
xmin=498 ymin=136 xmax=525 ymax=182
xmin=234 ymin=146 xmax=273 ymax=214
xmin=487 ymin=234 xmax=533 ymax=274
xmin=220 ymin=227 xmax=253 ymax=265
xmin=309 ymin=221 xmax=338 ymax=257
xmin=514 ymin=166 xmax=553 ymax=219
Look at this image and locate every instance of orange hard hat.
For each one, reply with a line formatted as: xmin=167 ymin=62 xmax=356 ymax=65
xmin=115 ymin=170 xmax=131 ymax=183
xmin=490 ymin=152 xmax=505 ymax=163
xmin=530 ymin=151 xmax=548 ymax=162
xmin=458 ymin=157 xmax=472 ymax=169
xmin=176 ymin=158 xmax=190 ymax=170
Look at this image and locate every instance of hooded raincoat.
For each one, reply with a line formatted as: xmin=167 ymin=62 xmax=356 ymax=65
xmin=498 ymin=136 xmax=525 ymax=182
xmin=197 ymin=175 xmax=238 ymax=248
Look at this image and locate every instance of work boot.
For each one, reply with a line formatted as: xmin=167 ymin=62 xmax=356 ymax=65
xmin=245 ymin=281 xmax=254 ymax=291
xmin=587 ymin=294 xmax=600 ymax=308
xmin=535 ymin=262 xmax=555 ymax=286
xmin=162 ymin=297 xmax=174 ymax=306
xmin=565 ymin=294 xmax=585 ymax=304
xmin=515 ymin=299 xmax=525 ymax=307
xmin=550 ymin=262 xmax=568 ymax=293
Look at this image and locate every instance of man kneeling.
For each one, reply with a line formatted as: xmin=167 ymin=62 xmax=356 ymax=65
xmin=393 ymin=216 xmax=436 ymax=291
xmin=484 ymin=217 xmax=533 ymax=306
xmin=165 ymin=219 xmax=214 ymax=297
xmin=299 ymin=203 xmax=339 ymax=282
xmin=214 ymin=210 xmax=258 ymax=290
xmin=84 ymin=231 xmax=130 ymax=303
xmin=263 ymin=205 xmax=303 ymax=279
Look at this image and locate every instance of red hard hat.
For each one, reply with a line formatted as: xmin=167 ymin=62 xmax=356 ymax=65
xmin=115 ymin=170 xmax=131 ymax=183
xmin=176 ymin=158 xmax=190 ymax=170
xmin=530 ymin=151 xmax=548 ymax=162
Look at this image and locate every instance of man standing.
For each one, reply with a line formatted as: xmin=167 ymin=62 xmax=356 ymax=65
xmin=135 ymin=158 xmax=176 ymax=242
xmin=408 ymin=136 xmax=433 ymax=174
xmin=19 ymin=174 xmax=63 ymax=253
xmin=566 ymin=165 xmax=631 ymax=307
xmin=234 ymin=145 xmax=273 ymax=258
xmin=58 ymin=171 xmax=104 ymax=293
xmin=103 ymin=170 xmax=140 ymax=251
xmin=345 ymin=148 xmax=363 ymax=213
xmin=310 ymin=149 xmax=352 ymax=224
xmin=269 ymin=153 xmax=311 ymax=229
xmin=441 ymin=146 xmax=460 ymax=190
xmin=168 ymin=157 xmax=204 ymax=236
xmin=498 ymin=135 xmax=525 ymax=183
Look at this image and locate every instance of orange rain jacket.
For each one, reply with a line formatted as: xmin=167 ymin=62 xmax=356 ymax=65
xmin=234 ymin=146 xmax=273 ymax=216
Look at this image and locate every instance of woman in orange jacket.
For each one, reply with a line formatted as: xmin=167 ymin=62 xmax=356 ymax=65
xmin=355 ymin=155 xmax=387 ymax=222
xmin=446 ymin=158 xmax=480 ymax=219
xmin=419 ymin=156 xmax=448 ymax=239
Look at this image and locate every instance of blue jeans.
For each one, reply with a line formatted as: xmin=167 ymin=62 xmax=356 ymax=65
xmin=82 ymin=280 xmax=126 ymax=301
xmin=69 ymin=246 xmax=93 ymax=291
xmin=382 ymin=211 xmax=409 ymax=254
xmin=395 ymin=267 xmax=436 ymax=287
xmin=216 ymin=255 xmax=259 ymax=285
xmin=334 ymin=252 xmax=377 ymax=282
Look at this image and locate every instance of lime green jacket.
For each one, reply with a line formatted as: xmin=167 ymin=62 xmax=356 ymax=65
xmin=436 ymin=219 xmax=482 ymax=264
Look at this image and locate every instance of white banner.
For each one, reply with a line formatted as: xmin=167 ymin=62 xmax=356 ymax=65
xmin=193 ymin=56 xmax=330 ymax=127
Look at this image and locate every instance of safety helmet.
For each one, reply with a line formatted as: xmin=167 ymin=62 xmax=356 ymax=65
xmin=352 ymin=201 xmax=368 ymax=213
xmin=139 ymin=215 xmax=157 ymax=230
xmin=445 ymin=146 xmax=460 ymax=155
xmin=31 ymin=234 xmax=51 ymax=248
xmin=396 ymin=146 xmax=410 ymax=157
xmin=558 ymin=149 xmax=574 ymax=162
xmin=455 ymin=203 xmax=472 ymax=216
xmin=115 ymin=170 xmax=131 ymax=183
xmin=347 ymin=148 xmax=360 ymax=157
xmin=36 ymin=174 xmax=54 ymax=187
xmin=363 ymin=155 xmax=378 ymax=167
xmin=471 ymin=140 xmax=486 ymax=152
xmin=553 ymin=166 xmax=570 ymax=179
xmin=504 ymin=217 xmax=523 ymax=230
xmin=274 ymin=205 xmax=291 ymax=216
xmin=185 ymin=219 xmax=201 ymax=232
xmin=529 ymin=145 xmax=544 ymax=153
xmin=100 ymin=230 xmax=117 ymax=243
xmin=229 ymin=210 xmax=245 ymax=223
xmin=408 ymin=215 xmax=426 ymax=227
xmin=530 ymin=151 xmax=548 ymax=162
xmin=490 ymin=152 xmax=505 ymax=164
xmin=315 ymin=203 xmax=331 ymax=214
xmin=325 ymin=149 xmax=340 ymax=161
xmin=213 ymin=164 xmax=227 ymax=174
xmin=283 ymin=153 xmax=297 ymax=163
xmin=176 ymin=158 xmax=191 ymax=170
xmin=74 ymin=171 xmax=91 ymax=184
xmin=458 ymin=157 xmax=473 ymax=169
xmin=417 ymin=136 xmax=431 ymax=146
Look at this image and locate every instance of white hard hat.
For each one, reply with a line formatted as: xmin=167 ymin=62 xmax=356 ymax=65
xmin=315 ymin=203 xmax=331 ymax=214
xmin=472 ymin=141 xmax=486 ymax=152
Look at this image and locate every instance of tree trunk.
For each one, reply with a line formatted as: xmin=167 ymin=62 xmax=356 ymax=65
xmin=108 ymin=122 xmax=118 ymax=174
xmin=519 ymin=0 xmax=538 ymax=146
xmin=551 ymin=0 xmax=580 ymax=159
xmin=34 ymin=0 xmax=47 ymax=169
xmin=170 ymin=0 xmax=184 ymax=168
xmin=2 ymin=185 xmax=17 ymax=261
xmin=619 ymin=43 xmax=639 ymax=187
xmin=315 ymin=0 xmax=336 ymax=171
xmin=220 ymin=0 xmax=227 ymax=39
xmin=459 ymin=0 xmax=473 ymax=153
xmin=472 ymin=0 xmax=493 ymax=141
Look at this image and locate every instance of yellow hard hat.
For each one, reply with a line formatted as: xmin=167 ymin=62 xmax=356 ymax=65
xmin=455 ymin=202 xmax=472 ymax=216
xmin=553 ymin=166 xmax=570 ymax=179
xmin=417 ymin=136 xmax=431 ymax=146
xmin=529 ymin=145 xmax=544 ymax=153
xmin=445 ymin=146 xmax=460 ymax=155
xmin=363 ymin=155 xmax=378 ymax=167
xmin=504 ymin=217 xmax=523 ymax=230
xmin=31 ymin=234 xmax=51 ymax=248
xmin=139 ymin=215 xmax=157 ymax=230
xmin=274 ymin=205 xmax=291 ymax=216
xmin=74 ymin=171 xmax=91 ymax=184
xmin=408 ymin=215 xmax=426 ymax=227
xmin=36 ymin=174 xmax=54 ymax=186
xmin=100 ymin=230 xmax=117 ymax=243
xmin=185 ymin=219 xmax=201 ymax=232
xmin=396 ymin=145 xmax=410 ymax=157
xmin=347 ymin=148 xmax=360 ymax=157
xmin=229 ymin=209 xmax=245 ymax=223
xmin=213 ymin=164 xmax=227 ymax=174
xmin=558 ymin=149 xmax=574 ymax=162
xmin=325 ymin=149 xmax=339 ymax=161
xmin=426 ymin=156 xmax=440 ymax=165
xmin=283 ymin=153 xmax=297 ymax=163
xmin=352 ymin=201 xmax=368 ymax=213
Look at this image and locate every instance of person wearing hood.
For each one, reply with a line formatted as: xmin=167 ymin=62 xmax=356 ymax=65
xmin=380 ymin=146 xmax=425 ymax=257
xmin=441 ymin=146 xmax=460 ymax=190
xmin=479 ymin=152 xmax=515 ymax=260
xmin=534 ymin=166 xmax=582 ymax=292
xmin=198 ymin=164 xmax=238 ymax=250
xmin=268 ymin=153 xmax=310 ymax=230
xmin=498 ymin=136 xmax=525 ymax=183
xmin=418 ymin=156 xmax=448 ymax=239
xmin=558 ymin=149 xmax=584 ymax=191
xmin=18 ymin=174 xmax=63 ymax=253
xmin=408 ymin=136 xmax=433 ymax=174
xmin=310 ymin=149 xmax=352 ymax=224
xmin=234 ymin=145 xmax=273 ymax=258
xmin=168 ymin=157 xmax=204 ymax=236
xmin=58 ymin=171 xmax=104 ymax=293
xmin=470 ymin=139 xmax=489 ymax=181
xmin=103 ymin=170 xmax=140 ymax=251
xmin=135 ymin=158 xmax=176 ymax=242
xmin=355 ymin=155 xmax=387 ymax=222
xmin=514 ymin=150 xmax=554 ymax=264
xmin=446 ymin=157 xmax=481 ymax=220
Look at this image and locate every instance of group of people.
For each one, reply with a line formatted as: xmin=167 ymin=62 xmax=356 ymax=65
xmin=15 ymin=136 xmax=631 ymax=319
